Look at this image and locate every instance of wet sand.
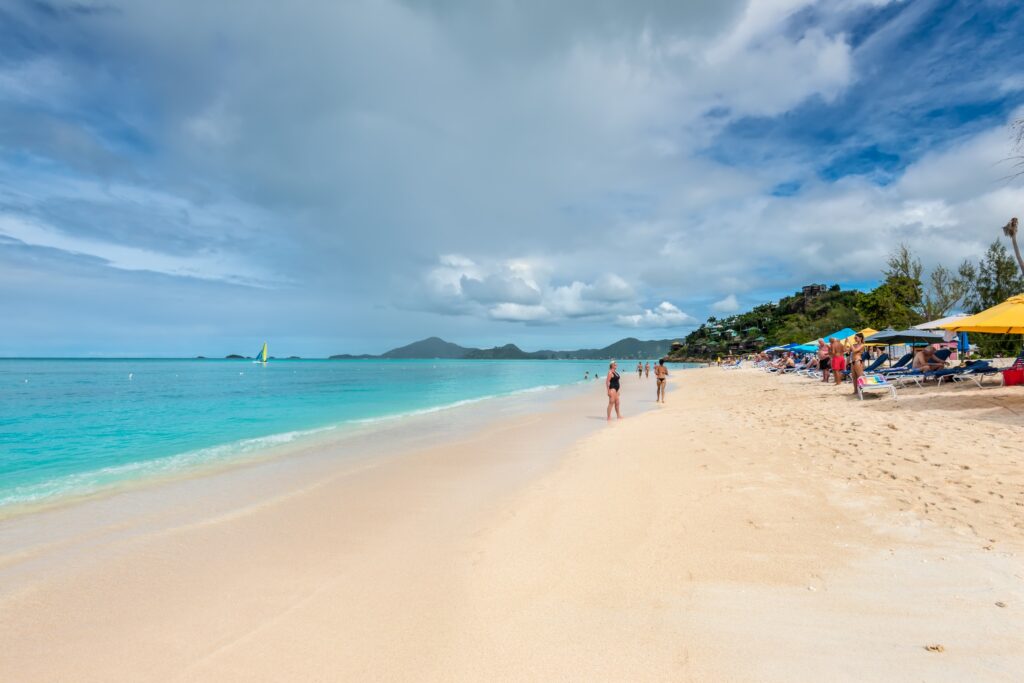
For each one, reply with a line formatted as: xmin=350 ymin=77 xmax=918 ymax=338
xmin=1 ymin=368 xmax=1021 ymax=681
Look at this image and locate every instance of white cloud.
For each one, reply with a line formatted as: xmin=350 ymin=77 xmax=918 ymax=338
xmin=421 ymin=255 xmax=649 ymax=323
xmin=0 ymin=213 xmax=272 ymax=286
xmin=488 ymin=303 xmax=551 ymax=323
xmin=711 ymin=294 xmax=740 ymax=312
xmin=616 ymin=301 xmax=696 ymax=328
xmin=2 ymin=0 xmax=1021 ymax=356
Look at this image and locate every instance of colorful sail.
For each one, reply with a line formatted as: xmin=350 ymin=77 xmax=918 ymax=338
xmin=256 ymin=342 xmax=268 ymax=363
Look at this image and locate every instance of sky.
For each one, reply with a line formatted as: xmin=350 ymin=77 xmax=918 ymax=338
xmin=2 ymin=0 xmax=1024 ymax=357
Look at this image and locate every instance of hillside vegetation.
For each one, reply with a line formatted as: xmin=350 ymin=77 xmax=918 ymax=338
xmin=668 ymin=240 xmax=1024 ymax=360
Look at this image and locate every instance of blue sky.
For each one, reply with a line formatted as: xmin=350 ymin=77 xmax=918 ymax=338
xmin=2 ymin=0 xmax=1024 ymax=356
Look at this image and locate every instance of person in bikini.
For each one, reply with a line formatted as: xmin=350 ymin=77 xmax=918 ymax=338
xmin=654 ymin=359 xmax=669 ymax=403
xmin=606 ymin=360 xmax=622 ymax=421
xmin=829 ymin=336 xmax=846 ymax=386
xmin=644 ymin=362 xmax=650 ymax=378
xmin=849 ymin=333 xmax=866 ymax=395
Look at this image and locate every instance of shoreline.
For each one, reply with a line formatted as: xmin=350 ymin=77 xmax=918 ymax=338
xmin=2 ymin=368 xmax=1021 ymax=681
xmin=0 ymin=371 xmax=622 ymax=518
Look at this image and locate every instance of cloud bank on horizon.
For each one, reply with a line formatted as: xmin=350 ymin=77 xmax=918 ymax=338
xmin=2 ymin=0 xmax=1024 ymax=355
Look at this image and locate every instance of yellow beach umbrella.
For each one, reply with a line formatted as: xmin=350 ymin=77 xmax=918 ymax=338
xmin=939 ymin=294 xmax=1024 ymax=334
xmin=840 ymin=328 xmax=879 ymax=346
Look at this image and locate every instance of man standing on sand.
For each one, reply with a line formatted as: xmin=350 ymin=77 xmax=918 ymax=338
xmin=637 ymin=362 xmax=643 ymax=379
xmin=816 ymin=339 xmax=831 ymax=383
xmin=829 ymin=336 xmax=846 ymax=386
xmin=654 ymin=359 xmax=669 ymax=403
xmin=644 ymin=362 xmax=650 ymax=378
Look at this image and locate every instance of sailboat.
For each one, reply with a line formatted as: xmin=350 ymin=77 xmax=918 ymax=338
xmin=254 ymin=342 xmax=268 ymax=364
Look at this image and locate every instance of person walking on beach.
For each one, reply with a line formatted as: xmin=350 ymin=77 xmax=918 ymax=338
xmin=644 ymin=362 xmax=650 ymax=378
xmin=816 ymin=339 xmax=831 ymax=383
xmin=849 ymin=333 xmax=866 ymax=395
xmin=654 ymin=359 xmax=668 ymax=403
xmin=829 ymin=336 xmax=846 ymax=386
xmin=606 ymin=361 xmax=622 ymax=421
xmin=637 ymin=362 xmax=643 ymax=379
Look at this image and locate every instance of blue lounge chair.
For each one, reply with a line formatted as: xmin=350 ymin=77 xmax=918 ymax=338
xmin=891 ymin=349 xmax=955 ymax=387
xmin=943 ymin=361 xmax=1003 ymax=388
xmin=878 ymin=352 xmax=913 ymax=375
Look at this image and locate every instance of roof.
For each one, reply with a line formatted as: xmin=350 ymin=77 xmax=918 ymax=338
xmin=914 ymin=314 xmax=969 ymax=330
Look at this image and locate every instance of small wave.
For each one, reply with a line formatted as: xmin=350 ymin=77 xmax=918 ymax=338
xmin=0 ymin=381 xmax=575 ymax=510
xmin=348 ymin=382 xmax=567 ymax=425
xmin=0 ymin=425 xmax=337 ymax=508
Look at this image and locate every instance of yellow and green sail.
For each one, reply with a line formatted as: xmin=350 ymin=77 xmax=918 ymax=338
xmin=256 ymin=342 xmax=268 ymax=363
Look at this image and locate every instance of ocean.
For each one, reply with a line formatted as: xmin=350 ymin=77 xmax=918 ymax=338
xmin=0 ymin=358 xmax=653 ymax=510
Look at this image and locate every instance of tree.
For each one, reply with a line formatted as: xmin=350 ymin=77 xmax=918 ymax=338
xmin=961 ymin=241 xmax=1024 ymax=356
xmin=856 ymin=244 xmax=923 ymax=328
xmin=1002 ymin=217 xmax=1024 ymax=276
xmin=974 ymin=240 xmax=1024 ymax=309
xmin=918 ymin=264 xmax=969 ymax=320
xmin=958 ymin=260 xmax=980 ymax=313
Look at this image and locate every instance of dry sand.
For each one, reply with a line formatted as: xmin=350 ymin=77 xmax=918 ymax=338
xmin=1 ymin=368 xmax=1022 ymax=681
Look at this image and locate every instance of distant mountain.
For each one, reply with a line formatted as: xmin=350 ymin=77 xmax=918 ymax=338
xmin=463 ymin=343 xmax=528 ymax=359
xmin=587 ymin=337 xmax=676 ymax=359
xmin=380 ymin=336 xmax=473 ymax=359
xmin=329 ymin=336 xmax=680 ymax=360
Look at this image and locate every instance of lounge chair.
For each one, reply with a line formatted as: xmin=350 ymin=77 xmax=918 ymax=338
xmin=942 ymin=361 xmax=1003 ymax=388
xmin=857 ymin=374 xmax=897 ymax=400
xmin=721 ymin=359 xmax=742 ymax=369
xmin=877 ymin=352 xmax=913 ymax=375
xmin=890 ymin=349 xmax=955 ymax=387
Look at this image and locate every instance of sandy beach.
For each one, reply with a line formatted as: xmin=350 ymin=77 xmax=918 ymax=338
xmin=1 ymin=368 xmax=1022 ymax=682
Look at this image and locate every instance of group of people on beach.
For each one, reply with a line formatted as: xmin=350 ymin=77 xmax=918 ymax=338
xmin=603 ymin=359 xmax=668 ymax=421
xmin=755 ymin=333 xmax=953 ymax=395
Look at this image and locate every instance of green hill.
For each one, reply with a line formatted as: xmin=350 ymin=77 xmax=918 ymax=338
xmin=463 ymin=344 xmax=529 ymax=359
xmin=380 ymin=337 xmax=473 ymax=359
xmin=667 ymin=285 xmax=864 ymax=360
xmin=329 ymin=336 xmax=679 ymax=360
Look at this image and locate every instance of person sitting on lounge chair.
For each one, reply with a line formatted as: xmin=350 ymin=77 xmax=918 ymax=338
xmin=912 ymin=345 xmax=945 ymax=372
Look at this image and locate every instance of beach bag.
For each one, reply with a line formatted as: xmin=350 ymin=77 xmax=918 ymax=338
xmin=1003 ymin=369 xmax=1024 ymax=387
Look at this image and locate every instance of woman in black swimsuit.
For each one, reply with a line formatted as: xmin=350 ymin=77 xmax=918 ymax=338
xmin=606 ymin=360 xmax=622 ymax=421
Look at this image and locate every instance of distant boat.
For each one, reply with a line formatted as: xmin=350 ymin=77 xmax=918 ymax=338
xmin=254 ymin=342 xmax=268 ymax=364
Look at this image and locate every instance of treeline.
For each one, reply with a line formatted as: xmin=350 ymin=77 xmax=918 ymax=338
xmin=669 ymin=240 xmax=1024 ymax=359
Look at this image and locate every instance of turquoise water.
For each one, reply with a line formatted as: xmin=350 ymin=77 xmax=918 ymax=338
xmin=0 ymin=358 xmax=633 ymax=508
